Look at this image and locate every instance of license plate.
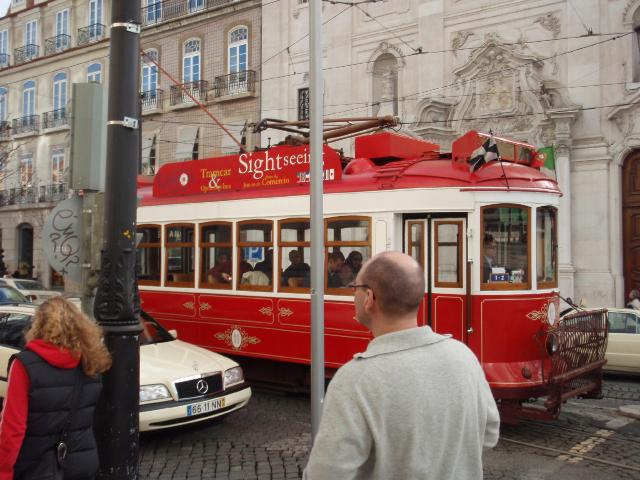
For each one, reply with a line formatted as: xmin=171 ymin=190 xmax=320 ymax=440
xmin=186 ymin=397 xmax=226 ymax=416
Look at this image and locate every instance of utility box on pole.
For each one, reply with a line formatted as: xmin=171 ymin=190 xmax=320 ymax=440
xmin=71 ymin=83 xmax=106 ymax=191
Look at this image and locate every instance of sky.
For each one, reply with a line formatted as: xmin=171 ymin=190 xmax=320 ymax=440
xmin=0 ymin=1 xmax=8 ymax=17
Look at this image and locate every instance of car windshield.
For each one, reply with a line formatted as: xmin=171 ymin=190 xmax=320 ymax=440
xmin=140 ymin=311 xmax=174 ymax=345
xmin=0 ymin=287 xmax=28 ymax=303
xmin=14 ymin=280 xmax=45 ymax=291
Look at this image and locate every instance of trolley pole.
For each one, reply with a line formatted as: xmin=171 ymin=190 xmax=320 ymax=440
xmin=93 ymin=1 xmax=142 ymax=478
xmin=309 ymin=0 xmax=325 ymax=439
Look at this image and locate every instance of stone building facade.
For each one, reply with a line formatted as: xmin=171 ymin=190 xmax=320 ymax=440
xmin=261 ymin=0 xmax=640 ymax=308
xmin=0 ymin=0 xmax=261 ymax=289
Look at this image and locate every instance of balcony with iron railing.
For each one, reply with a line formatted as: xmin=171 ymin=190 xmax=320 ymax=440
xmin=141 ymin=0 xmax=236 ymax=27
xmin=42 ymin=109 xmax=69 ymax=130
xmin=0 ymin=121 xmax=10 ymax=141
xmin=0 ymin=182 xmax=68 ymax=207
xmin=14 ymin=44 xmax=39 ymax=65
xmin=141 ymin=89 xmax=164 ymax=111
xmin=0 ymin=53 xmax=9 ymax=69
xmin=77 ymin=24 xmax=105 ymax=47
xmin=213 ymin=70 xmax=256 ymax=98
xmin=170 ymin=80 xmax=208 ymax=106
xmin=12 ymin=115 xmax=39 ymax=135
xmin=44 ymin=34 xmax=72 ymax=55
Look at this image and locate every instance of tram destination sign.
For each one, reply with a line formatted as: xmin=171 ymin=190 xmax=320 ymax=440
xmin=153 ymin=144 xmax=342 ymax=198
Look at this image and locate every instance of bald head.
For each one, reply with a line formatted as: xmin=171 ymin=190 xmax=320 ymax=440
xmin=359 ymin=251 xmax=425 ymax=317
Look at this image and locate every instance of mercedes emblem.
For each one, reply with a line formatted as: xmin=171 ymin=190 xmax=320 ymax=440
xmin=196 ymin=379 xmax=209 ymax=395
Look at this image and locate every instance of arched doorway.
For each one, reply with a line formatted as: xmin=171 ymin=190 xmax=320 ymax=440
xmin=622 ymin=151 xmax=640 ymax=299
xmin=16 ymin=223 xmax=33 ymax=278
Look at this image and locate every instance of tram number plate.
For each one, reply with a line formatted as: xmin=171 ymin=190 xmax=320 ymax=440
xmin=187 ymin=397 xmax=226 ymax=416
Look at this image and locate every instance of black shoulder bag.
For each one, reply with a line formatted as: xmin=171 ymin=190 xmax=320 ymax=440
xmin=17 ymin=367 xmax=82 ymax=480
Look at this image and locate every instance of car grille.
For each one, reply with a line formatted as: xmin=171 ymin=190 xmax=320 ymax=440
xmin=175 ymin=373 xmax=223 ymax=400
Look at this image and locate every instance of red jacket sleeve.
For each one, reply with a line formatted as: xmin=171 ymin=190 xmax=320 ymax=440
xmin=0 ymin=359 xmax=30 ymax=480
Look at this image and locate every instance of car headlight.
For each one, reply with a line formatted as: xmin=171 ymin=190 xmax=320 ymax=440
xmin=139 ymin=384 xmax=171 ymax=402
xmin=224 ymin=366 xmax=244 ymax=388
xmin=546 ymin=333 xmax=559 ymax=356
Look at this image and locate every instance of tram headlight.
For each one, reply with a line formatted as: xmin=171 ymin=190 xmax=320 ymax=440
xmin=546 ymin=333 xmax=560 ymax=356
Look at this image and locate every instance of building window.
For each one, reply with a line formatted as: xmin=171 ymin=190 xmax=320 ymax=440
xmin=298 ymin=87 xmax=309 ymax=121
xmin=145 ymin=0 xmax=162 ymax=24
xmin=51 ymin=148 xmax=65 ymax=184
xmin=25 ymin=19 xmax=37 ymax=46
xmin=23 ymin=80 xmax=35 ymax=117
xmin=183 ymin=39 xmax=200 ymax=83
xmin=228 ymin=26 xmax=248 ymax=74
xmin=19 ymin=154 xmax=33 ymax=187
xmin=481 ymin=204 xmax=531 ymax=290
xmin=56 ymin=9 xmax=69 ymax=36
xmin=87 ymin=62 xmax=102 ymax=83
xmin=0 ymin=29 xmax=8 ymax=55
xmin=0 ymin=87 xmax=7 ymax=122
xmin=89 ymin=0 xmax=103 ymax=26
xmin=176 ymin=126 xmax=199 ymax=160
xmin=53 ymin=72 xmax=67 ymax=114
xmin=142 ymin=134 xmax=157 ymax=175
xmin=142 ymin=50 xmax=158 ymax=94
xmin=188 ymin=0 xmax=204 ymax=13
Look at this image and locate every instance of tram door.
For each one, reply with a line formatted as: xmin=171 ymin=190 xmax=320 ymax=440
xmin=404 ymin=216 xmax=467 ymax=343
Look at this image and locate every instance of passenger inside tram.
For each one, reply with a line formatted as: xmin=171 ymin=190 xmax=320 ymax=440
xmin=282 ymin=250 xmax=310 ymax=287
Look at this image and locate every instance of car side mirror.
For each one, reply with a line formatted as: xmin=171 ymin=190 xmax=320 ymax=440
xmin=168 ymin=329 xmax=178 ymax=339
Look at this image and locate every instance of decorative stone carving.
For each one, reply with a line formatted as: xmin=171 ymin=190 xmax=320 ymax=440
xmin=366 ymin=41 xmax=406 ymax=73
xmin=451 ymin=31 xmax=472 ymax=54
xmin=534 ymin=13 xmax=561 ymax=39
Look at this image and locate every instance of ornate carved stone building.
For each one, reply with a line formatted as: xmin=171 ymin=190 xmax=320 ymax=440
xmin=261 ymin=0 xmax=640 ymax=307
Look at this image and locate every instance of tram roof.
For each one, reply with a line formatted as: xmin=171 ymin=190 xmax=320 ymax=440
xmin=138 ymin=131 xmax=560 ymax=207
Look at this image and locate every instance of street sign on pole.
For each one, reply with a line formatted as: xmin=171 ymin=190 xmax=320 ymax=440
xmin=42 ymin=196 xmax=83 ymax=284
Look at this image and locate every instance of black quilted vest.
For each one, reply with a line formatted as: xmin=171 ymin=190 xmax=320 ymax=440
xmin=13 ymin=349 xmax=103 ymax=479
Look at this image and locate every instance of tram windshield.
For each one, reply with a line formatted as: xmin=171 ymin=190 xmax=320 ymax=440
xmin=481 ymin=205 xmax=530 ymax=289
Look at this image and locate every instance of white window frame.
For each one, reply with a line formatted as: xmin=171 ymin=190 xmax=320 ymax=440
xmin=146 ymin=0 xmax=162 ymax=24
xmin=19 ymin=154 xmax=33 ymax=187
xmin=25 ymin=19 xmax=37 ymax=46
xmin=51 ymin=148 xmax=65 ymax=184
xmin=228 ymin=26 xmax=248 ymax=74
xmin=53 ymin=72 xmax=67 ymax=114
xmin=56 ymin=9 xmax=69 ymax=36
xmin=0 ymin=30 xmax=8 ymax=55
xmin=22 ymin=80 xmax=35 ymax=117
xmin=182 ymin=39 xmax=201 ymax=84
xmin=89 ymin=0 xmax=103 ymax=26
xmin=188 ymin=0 xmax=205 ymax=13
xmin=142 ymin=50 xmax=158 ymax=93
xmin=87 ymin=62 xmax=102 ymax=83
xmin=0 ymin=87 xmax=7 ymax=122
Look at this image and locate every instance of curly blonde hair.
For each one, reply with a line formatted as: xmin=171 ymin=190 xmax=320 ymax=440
xmin=26 ymin=297 xmax=112 ymax=377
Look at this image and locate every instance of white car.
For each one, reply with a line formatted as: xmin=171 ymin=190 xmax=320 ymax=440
xmin=0 ymin=278 xmax=60 ymax=304
xmin=603 ymin=308 xmax=640 ymax=374
xmin=0 ymin=305 xmax=251 ymax=431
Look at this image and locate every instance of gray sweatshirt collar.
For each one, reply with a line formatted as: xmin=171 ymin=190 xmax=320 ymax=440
xmin=354 ymin=326 xmax=451 ymax=359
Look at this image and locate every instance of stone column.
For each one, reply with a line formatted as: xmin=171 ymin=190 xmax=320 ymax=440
xmin=550 ymin=109 xmax=579 ymax=302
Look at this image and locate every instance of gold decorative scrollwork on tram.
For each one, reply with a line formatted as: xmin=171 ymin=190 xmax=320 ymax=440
xmin=259 ymin=306 xmax=273 ymax=316
xmin=183 ymin=301 xmax=195 ymax=311
xmin=199 ymin=301 xmax=212 ymax=312
xmin=526 ymin=304 xmax=548 ymax=322
xmin=279 ymin=307 xmax=294 ymax=318
xmin=214 ymin=326 xmax=261 ymax=351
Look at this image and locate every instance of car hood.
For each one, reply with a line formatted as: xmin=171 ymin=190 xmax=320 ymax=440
xmin=140 ymin=339 xmax=238 ymax=386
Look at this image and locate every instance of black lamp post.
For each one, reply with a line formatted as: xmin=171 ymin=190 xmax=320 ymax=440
xmin=93 ymin=0 xmax=142 ymax=478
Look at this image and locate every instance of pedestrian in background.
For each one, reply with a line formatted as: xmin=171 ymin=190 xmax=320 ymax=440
xmin=627 ymin=289 xmax=640 ymax=310
xmin=0 ymin=297 xmax=112 ymax=480
xmin=303 ymin=251 xmax=500 ymax=480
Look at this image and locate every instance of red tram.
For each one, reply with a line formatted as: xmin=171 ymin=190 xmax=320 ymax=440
xmin=136 ymin=129 xmax=607 ymax=423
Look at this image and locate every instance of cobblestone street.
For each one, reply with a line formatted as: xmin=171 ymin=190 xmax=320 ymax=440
xmin=139 ymin=375 xmax=640 ymax=479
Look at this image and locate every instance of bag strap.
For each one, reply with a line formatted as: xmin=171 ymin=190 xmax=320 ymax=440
xmin=59 ymin=366 xmax=82 ymax=444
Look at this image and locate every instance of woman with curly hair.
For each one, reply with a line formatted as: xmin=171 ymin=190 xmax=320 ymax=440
xmin=0 ymin=297 xmax=112 ymax=480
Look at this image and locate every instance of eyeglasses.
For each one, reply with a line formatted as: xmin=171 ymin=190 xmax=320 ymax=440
xmin=347 ymin=282 xmax=371 ymax=292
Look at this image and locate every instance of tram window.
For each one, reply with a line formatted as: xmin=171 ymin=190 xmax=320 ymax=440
xmin=435 ymin=221 xmax=462 ymax=288
xmin=201 ymin=222 xmax=233 ymax=289
xmin=279 ymin=219 xmax=311 ymax=291
xmin=326 ymin=217 xmax=371 ymax=294
xmin=407 ymin=221 xmax=424 ymax=271
xmin=237 ymin=221 xmax=273 ymax=290
xmin=481 ymin=206 xmax=530 ymax=290
xmin=536 ymin=207 xmax=558 ymax=289
xmin=165 ymin=224 xmax=195 ymax=286
xmin=137 ymin=225 xmax=161 ymax=286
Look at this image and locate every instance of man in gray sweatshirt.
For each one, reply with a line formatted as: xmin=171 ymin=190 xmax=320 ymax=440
xmin=303 ymin=251 xmax=500 ymax=480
